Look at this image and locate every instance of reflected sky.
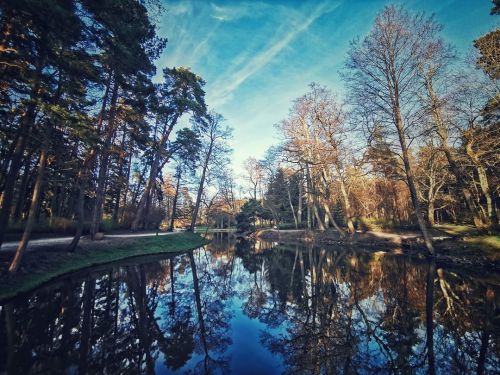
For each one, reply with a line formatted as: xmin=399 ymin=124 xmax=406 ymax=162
xmin=0 ymin=233 xmax=499 ymax=374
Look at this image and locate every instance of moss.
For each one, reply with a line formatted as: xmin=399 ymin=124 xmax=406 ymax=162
xmin=0 ymin=232 xmax=209 ymax=302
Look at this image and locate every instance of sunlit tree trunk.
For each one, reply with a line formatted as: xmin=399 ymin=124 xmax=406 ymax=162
xmin=168 ymin=169 xmax=181 ymax=232
xmin=297 ymin=179 xmax=303 ymax=226
xmin=8 ymin=139 xmax=49 ymax=274
xmin=465 ymin=136 xmax=498 ymax=232
xmin=0 ymin=59 xmax=43 ymax=249
xmin=286 ymin=178 xmax=298 ymax=229
xmin=424 ymin=75 xmax=489 ymax=231
xmin=395 ymin=106 xmax=434 ymax=254
xmin=90 ymin=79 xmax=119 ymax=238
xmin=132 ymin=117 xmax=178 ymax=231
xmin=190 ymin=142 xmax=212 ymax=231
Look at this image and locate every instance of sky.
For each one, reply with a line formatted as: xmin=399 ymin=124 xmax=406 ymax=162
xmin=154 ymin=0 xmax=497 ymax=175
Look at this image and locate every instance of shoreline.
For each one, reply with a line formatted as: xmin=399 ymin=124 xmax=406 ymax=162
xmin=253 ymin=229 xmax=500 ymax=273
xmin=0 ymin=232 xmax=210 ymax=302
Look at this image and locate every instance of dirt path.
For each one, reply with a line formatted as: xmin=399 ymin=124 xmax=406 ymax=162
xmin=0 ymin=231 xmax=180 ymax=252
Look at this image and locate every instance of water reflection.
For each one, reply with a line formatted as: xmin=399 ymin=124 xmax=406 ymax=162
xmin=0 ymin=235 xmax=499 ymax=374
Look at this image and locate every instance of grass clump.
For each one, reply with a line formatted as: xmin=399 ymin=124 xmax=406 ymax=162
xmin=0 ymin=232 xmax=209 ymax=301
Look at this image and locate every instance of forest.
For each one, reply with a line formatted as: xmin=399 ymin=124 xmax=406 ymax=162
xmin=0 ymin=0 xmax=232 ymax=274
xmin=0 ymin=0 xmax=498 ymax=276
xmin=0 ymin=1 xmax=499 ymax=374
xmin=236 ymin=4 xmax=499 ymax=256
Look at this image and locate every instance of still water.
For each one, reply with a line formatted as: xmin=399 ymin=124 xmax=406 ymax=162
xmin=0 ymin=233 xmax=499 ymax=374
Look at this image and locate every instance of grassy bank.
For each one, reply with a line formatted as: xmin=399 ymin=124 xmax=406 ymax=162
xmin=254 ymin=227 xmax=500 ymax=269
xmin=0 ymin=232 xmax=209 ymax=302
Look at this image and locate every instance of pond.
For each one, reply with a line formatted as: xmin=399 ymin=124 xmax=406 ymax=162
xmin=0 ymin=233 xmax=499 ymax=374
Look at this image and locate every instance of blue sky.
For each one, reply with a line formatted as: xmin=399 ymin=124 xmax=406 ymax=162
xmin=154 ymin=0 xmax=497 ymax=174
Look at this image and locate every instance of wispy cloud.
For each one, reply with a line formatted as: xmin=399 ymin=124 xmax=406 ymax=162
xmin=209 ymin=2 xmax=338 ymax=107
xmin=167 ymin=2 xmax=193 ymax=16
xmin=210 ymin=2 xmax=266 ymax=22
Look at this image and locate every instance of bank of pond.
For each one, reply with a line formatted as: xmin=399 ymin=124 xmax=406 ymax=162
xmin=0 ymin=233 xmax=498 ymax=374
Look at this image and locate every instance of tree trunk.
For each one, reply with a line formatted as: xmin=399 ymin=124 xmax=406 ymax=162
xmin=168 ymin=171 xmax=181 ymax=232
xmin=425 ymin=77 xmax=488 ymax=231
xmin=287 ymin=182 xmax=298 ymax=229
xmin=297 ymin=179 xmax=303 ymax=226
xmin=12 ymin=155 xmax=34 ymax=223
xmin=112 ymin=133 xmax=127 ymax=223
xmin=465 ymin=139 xmax=498 ymax=232
xmin=0 ymin=62 xmax=42 ymax=248
xmin=339 ymin=177 xmax=355 ymax=234
xmin=90 ymin=79 xmax=119 ymax=238
xmin=312 ymin=200 xmax=325 ymax=231
xmin=189 ymin=143 xmax=213 ymax=231
xmin=322 ymin=201 xmax=346 ymax=237
xmin=8 ymin=141 xmax=48 ymax=274
xmin=428 ymin=199 xmax=435 ymax=227
xmin=120 ymin=149 xmax=133 ymax=223
xmin=394 ymin=106 xmax=434 ymax=255
xmin=132 ymin=117 xmax=178 ymax=231
xmin=67 ymin=149 xmax=97 ymax=252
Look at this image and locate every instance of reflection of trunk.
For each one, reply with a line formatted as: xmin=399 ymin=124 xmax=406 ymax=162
xmin=477 ymin=330 xmax=490 ymax=375
xmin=290 ymin=247 xmax=299 ymax=287
xmin=5 ymin=303 xmax=16 ymax=375
xmin=78 ymin=277 xmax=95 ymax=375
xmin=477 ymin=287 xmax=494 ymax=375
xmin=425 ymin=261 xmax=436 ymax=375
xmin=9 ymin=138 xmax=49 ymax=274
xmin=189 ymin=251 xmax=210 ymax=370
xmin=170 ymin=258 xmax=176 ymax=306
xmin=59 ymin=282 xmax=75 ymax=371
xmin=130 ymin=267 xmax=155 ymax=374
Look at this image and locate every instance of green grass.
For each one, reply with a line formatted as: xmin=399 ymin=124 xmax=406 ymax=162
xmin=0 ymin=232 xmax=209 ymax=302
xmin=463 ymin=235 xmax=500 ymax=250
xmin=433 ymin=224 xmax=499 ymax=262
xmin=434 ymin=224 xmax=479 ymax=237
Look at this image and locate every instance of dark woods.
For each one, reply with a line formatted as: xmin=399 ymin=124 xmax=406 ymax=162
xmin=0 ymin=0 xmax=231 ymax=273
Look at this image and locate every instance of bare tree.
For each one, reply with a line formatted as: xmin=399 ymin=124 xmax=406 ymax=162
xmin=189 ymin=112 xmax=232 ymax=231
xmin=344 ymin=5 xmax=441 ymax=254
xmin=243 ymin=157 xmax=265 ymax=201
